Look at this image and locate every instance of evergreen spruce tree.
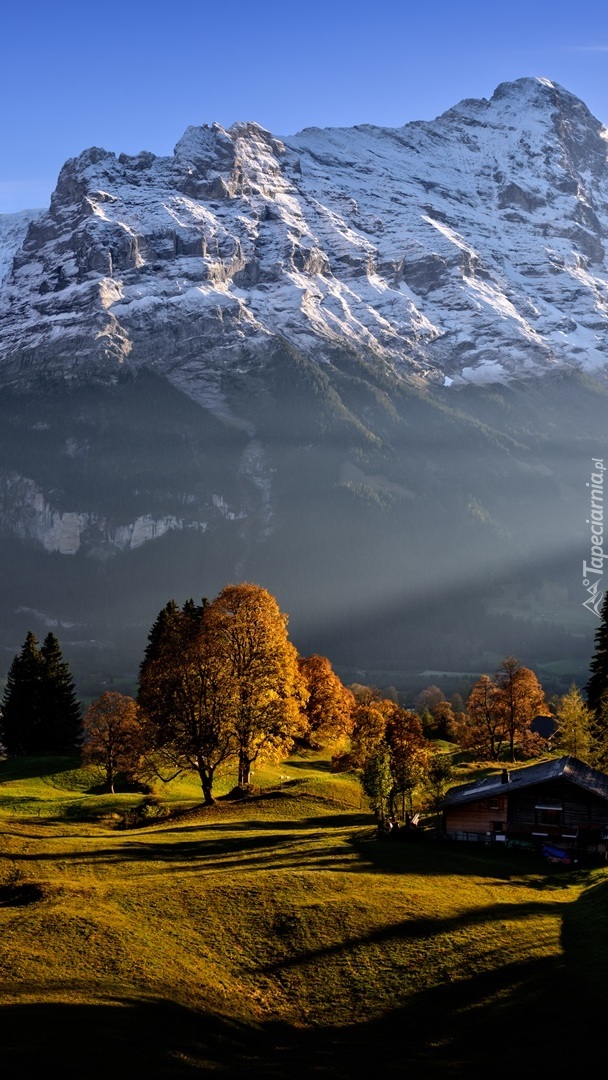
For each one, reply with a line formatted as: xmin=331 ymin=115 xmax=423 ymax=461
xmin=0 ymin=632 xmax=44 ymax=755
xmin=0 ymin=631 xmax=82 ymax=757
xmin=139 ymin=600 xmax=181 ymax=673
xmin=590 ymin=694 xmax=608 ymax=772
xmin=586 ymin=591 xmax=608 ymax=719
xmin=39 ymin=633 xmax=83 ymax=754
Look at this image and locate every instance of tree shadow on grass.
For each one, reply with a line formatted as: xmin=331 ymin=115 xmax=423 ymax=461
xmin=6 ymin=838 xmax=556 ymax=886
xmin=166 ymin=812 xmax=371 ymax=834
xmin=0 ymin=756 xmax=80 ymax=782
xmin=256 ymin=896 xmax=562 ymax=975
xmin=282 ymin=757 xmax=334 ymax=773
xmin=2 ymin=868 xmax=605 ymax=1077
xmin=0 ymin=998 xmax=261 ymax=1078
xmin=561 ymin=876 xmax=608 ymax=990
xmin=0 ymin=958 xmax=602 ymax=1080
xmin=7 ymin=819 xmax=594 ymax=884
xmin=328 ymin=950 xmax=604 ymax=1076
xmin=348 ymin=832 xmax=582 ymax=880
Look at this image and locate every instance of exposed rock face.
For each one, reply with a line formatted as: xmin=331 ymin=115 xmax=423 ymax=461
xmin=2 ymin=77 xmax=608 ymax=396
xmin=0 ymin=469 xmax=216 ymax=555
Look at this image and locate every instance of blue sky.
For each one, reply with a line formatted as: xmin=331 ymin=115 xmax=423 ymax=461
xmin=2 ymin=0 xmax=608 ymax=212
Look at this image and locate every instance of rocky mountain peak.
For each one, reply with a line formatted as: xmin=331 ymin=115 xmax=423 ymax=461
xmin=2 ymin=77 xmax=608 ymax=394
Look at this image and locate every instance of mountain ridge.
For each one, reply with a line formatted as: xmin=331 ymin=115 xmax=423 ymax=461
xmin=1 ymin=77 xmax=607 ymax=690
xmin=2 ymin=76 xmax=608 ymax=397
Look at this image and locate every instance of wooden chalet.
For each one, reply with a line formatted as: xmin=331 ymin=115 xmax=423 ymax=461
xmin=441 ymin=756 xmax=608 ymax=862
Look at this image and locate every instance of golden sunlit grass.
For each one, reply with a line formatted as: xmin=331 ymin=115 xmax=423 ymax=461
xmin=0 ymin=748 xmax=607 ymax=1076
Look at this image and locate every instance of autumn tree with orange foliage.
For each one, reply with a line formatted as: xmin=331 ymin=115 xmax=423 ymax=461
xmin=138 ymin=598 xmax=236 ymax=804
xmin=424 ymin=700 xmax=456 ymax=741
xmin=209 ymin=583 xmax=307 ymax=788
xmin=344 ymin=692 xmax=433 ymax=818
xmin=453 ymin=675 xmax=506 ymax=761
xmin=298 ymin=654 xmax=355 ymax=747
xmin=495 ymin=655 xmax=547 ymax=762
xmin=82 ymin=691 xmax=144 ymax=793
xmin=348 ymin=698 xmax=392 ymax=767
xmin=454 ymin=658 xmax=547 ymax=762
xmin=138 ymin=586 xmax=307 ymax=797
xmin=384 ymin=704 xmax=429 ymax=816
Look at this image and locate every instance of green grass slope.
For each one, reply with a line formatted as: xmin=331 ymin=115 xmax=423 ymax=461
xmin=0 ymin=751 xmax=607 ymax=1077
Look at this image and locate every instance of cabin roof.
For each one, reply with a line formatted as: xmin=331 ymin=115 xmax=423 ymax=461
xmin=442 ymin=756 xmax=608 ymax=808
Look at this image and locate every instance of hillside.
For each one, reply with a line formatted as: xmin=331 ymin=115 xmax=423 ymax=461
xmin=1 ymin=750 xmax=607 ymax=1076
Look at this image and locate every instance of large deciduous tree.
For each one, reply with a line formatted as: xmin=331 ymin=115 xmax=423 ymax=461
xmin=415 ymin=685 xmax=446 ymax=715
xmin=495 ymin=656 xmax=546 ymax=762
xmin=297 ymin=654 xmax=354 ymax=747
xmin=82 ymin=692 xmax=144 ymax=793
xmin=425 ymin=700 xmax=456 ymax=741
xmin=424 ymin=754 xmax=455 ymax=826
xmin=361 ymin=745 xmax=393 ymax=822
xmin=384 ymin=704 xmax=428 ymax=817
xmin=137 ymin=598 xmax=235 ymax=804
xmin=455 ymin=659 xmax=547 ymax=762
xmin=348 ymin=700 xmax=390 ymax=768
xmin=454 ymin=675 xmax=506 ymax=761
xmin=209 ymin=583 xmax=306 ymax=788
xmin=350 ymin=699 xmax=431 ymax=818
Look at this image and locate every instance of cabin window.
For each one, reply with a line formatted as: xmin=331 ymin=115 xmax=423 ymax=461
xmin=536 ymin=805 xmax=562 ymax=827
xmin=489 ymin=800 xmax=500 ymax=810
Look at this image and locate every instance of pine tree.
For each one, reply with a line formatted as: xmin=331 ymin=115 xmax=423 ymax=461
xmin=0 ymin=632 xmax=44 ymax=755
xmin=39 ymin=633 xmax=83 ymax=753
xmin=586 ymin=591 xmax=608 ymax=719
xmin=590 ymin=694 xmax=608 ymax=772
xmin=0 ymin=631 xmax=81 ymax=757
xmin=140 ymin=600 xmax=181 ymax=672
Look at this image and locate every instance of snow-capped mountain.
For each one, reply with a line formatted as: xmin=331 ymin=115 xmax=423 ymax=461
xmin=1 ymin=77 xmax=608 ymax=690
xmin=2 ymin=77 xmax=608 ymax=397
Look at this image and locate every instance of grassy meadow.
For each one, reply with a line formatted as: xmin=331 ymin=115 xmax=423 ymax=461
xmin=1 ymin=748 xmax=607 ymax=1077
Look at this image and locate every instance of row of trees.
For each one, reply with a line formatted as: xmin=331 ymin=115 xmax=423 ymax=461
xmin=61 ymin=584 xmax=358 ymax=799
xmin=409 ymin=664 xmax=608 ymax=771
xmin=0 ymin=586 xmax=358 ymax=800
xmin=5 ymin=583 xmax=608 ymax=810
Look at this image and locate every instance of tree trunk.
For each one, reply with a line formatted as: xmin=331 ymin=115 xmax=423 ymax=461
xmin=197 ymin=760 xmax=215 ymax=805
xmin=200 ymin=774 xmax=215 ymax=805
xmin=238 ymin=750 xmax=251 ymax=788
